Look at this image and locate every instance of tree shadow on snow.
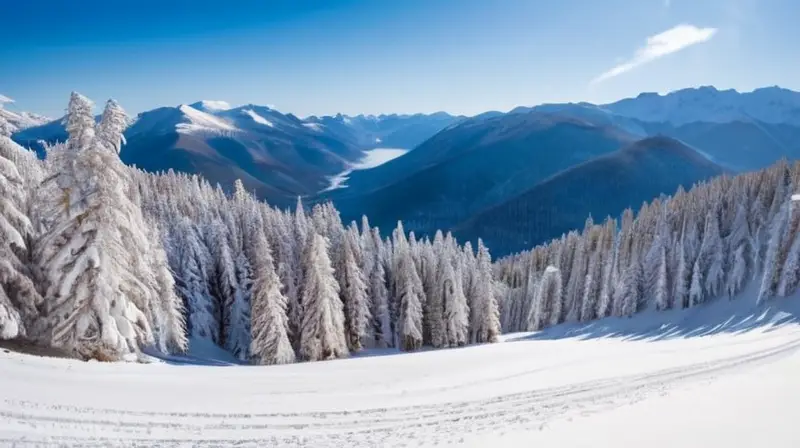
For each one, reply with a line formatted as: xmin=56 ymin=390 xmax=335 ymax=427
xmin=507 ymin=291 xmax=800 ymax=344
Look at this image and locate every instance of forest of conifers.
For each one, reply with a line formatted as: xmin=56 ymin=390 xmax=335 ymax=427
xmin=1 ymin=92 xmax=798 ymax=364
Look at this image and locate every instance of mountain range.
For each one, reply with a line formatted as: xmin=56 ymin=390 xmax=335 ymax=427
xmin=7 ymin=85 xmax=800 ymax=256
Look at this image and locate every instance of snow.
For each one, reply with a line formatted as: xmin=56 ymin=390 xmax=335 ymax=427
xmin=175 ymin=104 xmax=237 ymax=134
xmin=792 ymin=194 xmax=800 ymax=202
xmin=2 ymin=297 xmax=800 ymax=447
xmin=302 ymin=122 xmax=323 ymax=132
xmin=604 ymin=86 xmax=800 ymax=126
xmin=242 ymin=109 xmax=274 ymax=128
xmin=324 ymin=148 xmax=408 ymax=191
xmin=0 ymin=107 xmax=51 ymax=133
xmin=191 ymin=100 xmax=231 ymax=112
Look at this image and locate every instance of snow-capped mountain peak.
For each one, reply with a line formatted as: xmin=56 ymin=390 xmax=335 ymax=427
xmin=189 ymin=100 xmax=232 ymax=113
xmin=604 ymin=86 xmax=800 ymax=126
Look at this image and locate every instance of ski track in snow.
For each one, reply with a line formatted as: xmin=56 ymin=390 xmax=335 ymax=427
xmin=2 ymin=324 xmax=800 ymax=447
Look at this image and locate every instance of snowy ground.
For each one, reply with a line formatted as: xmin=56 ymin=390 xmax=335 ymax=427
xmin=324 ymin=148 xmax=408 ymax=191
xmin=3 ymin=296 xmax=800 ymax=447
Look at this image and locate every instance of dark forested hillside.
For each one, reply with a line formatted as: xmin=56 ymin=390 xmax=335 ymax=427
xmin=455 ymin=136 xmax=726 ymax=256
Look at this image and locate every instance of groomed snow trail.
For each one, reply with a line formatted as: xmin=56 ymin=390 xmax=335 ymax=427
xmin=2 ymin=325 xmax=800 ymax=447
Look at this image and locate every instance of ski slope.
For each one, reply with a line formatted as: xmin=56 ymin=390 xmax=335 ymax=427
xmin=2 ymin=299 xmax=800 ymax=447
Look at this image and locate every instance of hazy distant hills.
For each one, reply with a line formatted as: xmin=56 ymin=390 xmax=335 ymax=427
xmin=452 ymin=136 xmax=726 ymax=255
xmin=8 ymin=85 xmax=800 ymax=255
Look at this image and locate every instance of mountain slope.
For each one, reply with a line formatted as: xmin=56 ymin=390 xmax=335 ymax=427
xmin=640 ymin=120 xmax=800 ymax=171
xmin=327 ymin=112 xmax=638 ymax=235
xmin=455 ymin=136 xmax=726 ymax=256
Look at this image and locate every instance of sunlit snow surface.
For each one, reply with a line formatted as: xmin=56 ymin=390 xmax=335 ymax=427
xmin=243 ymin=109 xmax=274 ymax=127
xmin=175 ymin=104 xmax=237 ymax=134
xmin=324 ymin=147 xmax=408 ymax=191
xmin=2 ymin=295 xmax=800 ymax=447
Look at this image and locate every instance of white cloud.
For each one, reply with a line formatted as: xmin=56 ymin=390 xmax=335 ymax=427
xmin=591 ymin=24 xmax=717 ymax=84
xmin=0 ymin=94 xmax=14 ymax=104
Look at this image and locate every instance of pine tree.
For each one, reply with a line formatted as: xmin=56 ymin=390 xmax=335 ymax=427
xmin=36 ymin=94 xmax=160 ymax=359
xmin=726 ymin=202 xmax=752 ymax=298
xmin=173 ymin=217 xmax=219 ymax=343
xmin=300 ymin=233 xmax=348 ymax=361
xmin=368 ymin=228 xmax=391 ymax=348
xmin=0 ymin=121 xmax=41 ymax=339
xmin=471 ymin=240 xmax=501 ymax=343
xmin=249 ymin=224 xmax=294 ymax=365
xmin=96 ymin=99 xmax=128 ymax=154
xmin=540 ymin=266 xmax=564 ymax=328
xmin=339 ymin=230 xmax=370 ymax=351
xmin=758 ymin=194 xmax=790 ymax=303
xmin=394 ymin=226 xmax=424 ymax=351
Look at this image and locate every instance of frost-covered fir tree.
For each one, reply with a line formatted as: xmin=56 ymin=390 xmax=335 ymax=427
xmin=700 ymin=210 xmax=725 ymax=299
xmin=339 ymin=230 xmax=370 ymax=351
xmin=300 ymin=233 xmax=348 ymax=361
xmin=470 ymin=240 xmax=501 ymax=343
xmin=439 ymin=249 xmax=469 ymax=347
xmin=368 ymin=228 xmax=392 ymax=348
xmin=36 ymin=94 xmax=164 ymax=359
xmin=173 ymin=217 xmax=219 ymax=343
xmin=249 ymin=220 xmax=294 ymax=365
xmin=393 ymin=223 xmax=424 ymax=351
xmin=0 ymin=120 xmax=42 ymax=339
xmin=539 ymin=266 xmax=564 ymax=328
xmin=759 ymin=193 xmax=791 ymax=303
xmin=95 ymin=99 xmax=127 ymax=154
xmin=726 ymin=202 xmax=753 ymax=298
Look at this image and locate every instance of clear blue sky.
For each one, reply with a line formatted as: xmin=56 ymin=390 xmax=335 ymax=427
xmin=1 ymin=0 xmax=797 ymax=118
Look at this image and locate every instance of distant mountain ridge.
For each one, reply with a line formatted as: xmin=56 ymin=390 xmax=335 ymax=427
xmin=10 ymin=99 xmax=460 ymax=205
xmin=7 ymin=86 xmax=800 ymax=246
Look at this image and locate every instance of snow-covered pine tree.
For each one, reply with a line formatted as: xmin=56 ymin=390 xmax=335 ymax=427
xmin=700 ymin=209 xmax=725 ymax=299
xmin=777 ymin=214 xmax=800 ymax=297
xmin=173 ymin=217 xmax=219 ymax=343
xmin=564 ymin=218 xmax=590 ymax=322
xmin=726 ymin=201 xmax=753 ymax=298
xmin=95 ymin=99 xmax=127 ymax=154
xmin=249 ymin=215 xmax=294 ymax=365
xmin=471 ymin=240 xmax=501 ymax=343
xmin=759 ymin=192 xmax=791 ymax=303
xmin=595 ymin=220 xmax=616 ymax=318
xmin=540 ymin=266 xmax=564 ymax=328
xmin=146 ymin=219 xmax=188 ymax=354
xmin=300 ymin=233 xmax=348 ymax=361
xmin=368 ymin=228 xmax=392 ymax=348
xmin=643 ymin=204 xmax=670 ymax=311
xmin=0 ymin=119 xmax=41 ymax=339
xmin=393 ymin=223 xmax=424 ymax=351
xmin=339 ymin=229 xmax=370 ymax=351
xmin=35 ymin=94 xmax=161 ymax=360
xmin=672 ymin=219 xmax=690 ymax=309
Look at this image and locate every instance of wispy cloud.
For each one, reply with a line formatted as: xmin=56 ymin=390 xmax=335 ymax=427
xmin=0 ymin=94 xmax=14 ymax=104
xmin=590 ymin=24 xmax=717 ymax=84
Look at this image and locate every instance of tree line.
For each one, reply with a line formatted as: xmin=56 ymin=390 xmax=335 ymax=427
xmin=495 ymin=160 xmax=800 ymax=333
xmin=0 ymin=93 xmax=501 ymax=363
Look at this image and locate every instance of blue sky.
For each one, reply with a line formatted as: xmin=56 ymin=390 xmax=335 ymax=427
xmin=1 ymin=0 xmax=797 ymax=118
